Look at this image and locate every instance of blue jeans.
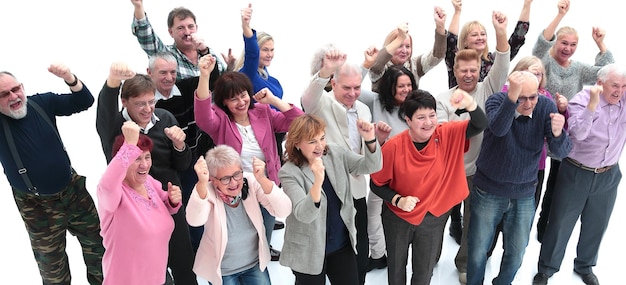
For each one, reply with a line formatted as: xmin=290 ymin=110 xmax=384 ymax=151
xmin=467 ymin=186 xmax=535 ymax=285
xmin=222 ymin=263 xmax=271 ymax=285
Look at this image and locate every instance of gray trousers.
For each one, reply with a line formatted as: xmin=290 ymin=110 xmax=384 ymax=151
xmin=538 ymin=159 xmax=620 ymax=275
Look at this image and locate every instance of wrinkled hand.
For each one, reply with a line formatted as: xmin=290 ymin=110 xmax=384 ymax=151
xmin=167 ymin=182 xmax=182 ymax=206
xmin=253 ymin=88 xmax=276 ymax=105
xmin=363 ymin=46 xmax=379 ymax=69
xmin=310 ymin=157 xmax=325 ymax=182
xmin=592 ymin=27 xmax=606 ymax=45
xmin=356 ymin=119 xmax=376 ymax=142
xmin=164 ymin=126 xmax=186 ymax=150
xmin=507 ymin=71 xmax=525 ymax=102
xmin=396 ymin=22 xmax=409 ymax=40
xmin=374 ymin=121 xmax=392 ymax=143
xmin=109 ymin=62 xmax=136 ymax=81
xmin=434 ymin=6 xmax=446 ymax=28
xmin=557 ymin=0 xmax=570 ymax=15
xmin=121 ymin=121 xmax=141 ymax=146
xmin=194 ymin=156 xmax=209 ymax=182
xmin=550 ymin=113 xmax=565 ymax=137
xmin=252 ymin=157 xmax=266 ymax=181
xmin=554 ymin=92 xmax=568 ymax=113
xmin=198 ymin=55 xmax=217 ymax=76
xmin=398 ymin=196 xmax=420 ymax=212
xmin=320 ymin=49 xmax=347 ymax=77
xmin=48 ymin=63 xmax=74 ymax=82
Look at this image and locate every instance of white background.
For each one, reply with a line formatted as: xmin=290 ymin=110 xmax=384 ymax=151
xmin=0 ymin=0 xmax=623 ymax=284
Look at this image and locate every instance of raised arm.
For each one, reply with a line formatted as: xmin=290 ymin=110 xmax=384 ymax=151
xmin=241 ymin=3 xmax=254 ymax=38
xmin=543 ymin=0 xmax=569 ymax=41
xmin=493 ymin=11 xmax=510 ymax=52
xmin=196 ymin=55 xmax=216 ymax=100
xmin=131 ymin=0 xmax=144 ymax=20
xmin=518 ymin=0 xmax=532 ymax=22
xmin=448 ymin=0 xmax=462 ymax=36
xmin=592 ymin=27 xmax=608 ymax=54
xmin=301 ymin=49 xmax=346 ymax=113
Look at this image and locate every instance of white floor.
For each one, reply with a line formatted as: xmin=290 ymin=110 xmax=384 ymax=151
xmin=1 ymin=160 xmax=624 ymax=284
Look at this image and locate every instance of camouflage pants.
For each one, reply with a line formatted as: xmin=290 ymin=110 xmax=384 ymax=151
xmin=12 ymin=173 xmax=104 ymax=285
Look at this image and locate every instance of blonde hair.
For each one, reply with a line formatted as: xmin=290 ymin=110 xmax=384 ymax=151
xmin=234 ymin=31 xmax=274 ymax=80
xmin=549 ymin=26 xmax=578 ymax=59
xmin=510 ymin=56 xmax=547 ymax=89
xmin=458 ymin=21 xmax=490 ymax=61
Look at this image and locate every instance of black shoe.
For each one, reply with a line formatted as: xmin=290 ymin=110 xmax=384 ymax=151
xmin=575 ymin=271 xmax=599 ymax=285
xmin=532 ymin=273 xmax=549 ymax=285
xmin=270 ymin=247 xmax=281 ymax=261
xmin=273 ymin=220 xmax=285 ymax=230
xmin=366 ymin=255 xmax=387 ymax=272
xmin=449 ymin=220 xmax=462 ymax=245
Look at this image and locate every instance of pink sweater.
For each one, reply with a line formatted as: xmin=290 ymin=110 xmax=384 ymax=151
xmin=97 ymin=143 xmax=181 ymax=285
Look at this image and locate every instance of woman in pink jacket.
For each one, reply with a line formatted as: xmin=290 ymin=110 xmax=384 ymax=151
xmin=97 ymin=121 xmax=182 ymax=285
xmin=186 ymin=145 xmax=292 ymax=285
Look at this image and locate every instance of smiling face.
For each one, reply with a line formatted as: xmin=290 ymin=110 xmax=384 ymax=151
xmin=148 ymin=58 xmax=177 ymax=97
xmin=296 ymin=131 xmax=326 ymax=165
xmin=211 ymin=164 xmax=244 ymax=197
xmin=600 ymin=71 xmax=626 ymax=105
xmin=0 ymin=74 xmax=27 ymax=119
xmin=391 ymin=36 xmax=412 ymax=65
xmin=405 ymin=108 xmax=437 ymax=143
xmin=124 ymin=150 xmax=152 ymax=188
xmin=454 ymin=58 xmax=480 ymax=92
xmin=259 ymin=39 xmax=275 ymax=68
xmin=168 ymin=16 xmax=198 ymax=50
xmin=394 ymin=74 xmax=413 ymax=105
xmin=553 ymin=33 xmax=578 ymax=66
xmin=516 ymin=76 xmax=540 ymax=116
xmin=122 ymin=92 xmax=156 ymax=128
xmin=331 ymin=68 xmax=362 ymax=108
xmin=224 ymin=91 xmax=251 ymax=119
xmin=464 ymin=26 xmax=487 ymax=52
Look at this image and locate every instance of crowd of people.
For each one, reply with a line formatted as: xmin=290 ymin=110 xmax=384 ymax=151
xmin=1 ymin=0 xmax=623 ymax=285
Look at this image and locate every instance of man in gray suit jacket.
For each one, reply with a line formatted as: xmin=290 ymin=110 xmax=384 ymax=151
xmin=300 ymin=47 xmax=390 ymax=285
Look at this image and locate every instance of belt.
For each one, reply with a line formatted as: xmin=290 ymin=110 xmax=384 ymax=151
xmin=566 ymin=157 xmax=615 ymax=174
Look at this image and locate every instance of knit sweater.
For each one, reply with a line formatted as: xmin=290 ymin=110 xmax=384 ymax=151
xmin=473 ymin=92 xmax=572 ymax=198
xmin=532 ymin=32 xmax=614 ymax=100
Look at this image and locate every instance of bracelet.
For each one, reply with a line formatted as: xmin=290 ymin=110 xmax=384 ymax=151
xmin=65 ymin=74 xmax=78 ymax=87
xmin=364 ymin=138 xmax=377 ymax=145
xmin=394 ymin=196 xmax=402 ymax=207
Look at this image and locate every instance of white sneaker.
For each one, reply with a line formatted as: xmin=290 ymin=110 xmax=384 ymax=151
xmin=459 ymin=272 xmax=467 ymax=284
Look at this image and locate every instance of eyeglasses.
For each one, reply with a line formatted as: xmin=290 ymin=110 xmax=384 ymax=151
xmin=214 ymin=170 xmax=244 ymax=185
xmin=132 ymin=99 xmax=156 ymax=109
xmin=518 ymin=95 xmax=538 ymax=103
xmin=0 ymin=84 xmax=23 ymax=99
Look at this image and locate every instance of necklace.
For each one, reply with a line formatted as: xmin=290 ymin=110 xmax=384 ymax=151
xmin=235 ymin=116 xmax=249 ymax=124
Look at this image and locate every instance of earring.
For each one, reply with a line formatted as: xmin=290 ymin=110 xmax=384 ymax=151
xmin=296 ymin=147 xmax=300 ymax=151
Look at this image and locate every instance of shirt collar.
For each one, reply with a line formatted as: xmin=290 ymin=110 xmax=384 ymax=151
xmin=155 ymin=85 xmax=182 ymax=101
xmin=121 ymin=108 xmax=160 ymax=133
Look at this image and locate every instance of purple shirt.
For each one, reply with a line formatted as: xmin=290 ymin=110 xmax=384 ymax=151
xmin=567 ymin=88 xmax=626 ymax=168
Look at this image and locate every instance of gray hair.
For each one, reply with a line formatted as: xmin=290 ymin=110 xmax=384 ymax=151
xmin=148 ymin=52 xmax=177 ymax=72
xmin=205 ymin=145 xmax=242 ymax=176
xmin=597 ymin=63 xmax=626 ymax=82
xmin=310 ymin=43 xmax=336 ymax=76
xmin=333 ymin=62 xmax=362 ymax=83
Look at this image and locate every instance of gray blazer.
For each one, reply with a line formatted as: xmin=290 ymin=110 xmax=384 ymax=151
xmin=278 ymin=143 xmax=382 ymax=275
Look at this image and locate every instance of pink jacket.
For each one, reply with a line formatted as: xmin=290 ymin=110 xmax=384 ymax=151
xmin=194 ymin=93 xmax=304 ymax=184
xmin=186 ymin=172 xmax=292 ymax=285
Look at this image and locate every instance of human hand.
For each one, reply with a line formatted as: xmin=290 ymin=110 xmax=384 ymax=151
xmin=554 ymin=92 xmax=568 ymax=113
xmin=109 ymin=62 xmax=136 ymax=82
xmin=252 ymin=157 xmax=266 ymax=181
xmin=356 ymin=119 xmax=376 ymax=142
xmin=221 ymin=48 xmax=236 ymax=70
xmin=130 ymin=0 xmax=143 ymax=8
xmin=363 ymin=46 xmax=379 ymax=69
xmin=164 ymin=126 xmax=186 ymax=150
xmin=557 ymin=0 xmax=570 ymax=15
xmin=190 ymin=33 xmax=207 ymax=52
xmin=397 ymin=22 xmax=409 ymax=40
xmin=588 ymin=84 xmax=602 ymax=111
xmin=198 ymin=55 xmax=217 ymax=77
xmin=592 ymin=27 xmax=606 ymax=45
xmin=434 ymin=6 xmax=446 ymax=29
xmin=252 ymin=88 xmax=276 ymax=105
xmin=492 ymin=11 xmax=508 ymax=31
xmin=320 ymin=49 xmax=347 ymax=78
xmin=167 ymin=182 xmax=182 ymax=206
xmin=194 ymin=156 xmax=209 ymax=182
xmin=450 ymin=89 xmax=476 ymax=110
xmin=374 ymin=121 xmax=392 ymax=143
xmin=48 ymin=63 xmax=74 ymax=82
xmin=451 ymin=0 xmax=462 ymax=12
xmin=241 ymin=3 xmax=252 ymax=27
xmin=549 ymin=113 xmax=565 ymax=137
xmin=507 ymin=71 xmax=525 ymax=102
xmin=121 ymin=121 xmax=141 ymax=146
xmin=398 ymin=195 xmax=420 ymax=212
xmin=310 ymin=157 xmax=325 ymax=182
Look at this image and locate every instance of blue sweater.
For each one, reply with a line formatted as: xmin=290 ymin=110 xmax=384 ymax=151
xmin=474 ymin=92 xmax=572 ymax=198
xmin=240 ymin=30 xmax=283 ymax=110
xmin=0 ymin=87 xmax=94 ymax=194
